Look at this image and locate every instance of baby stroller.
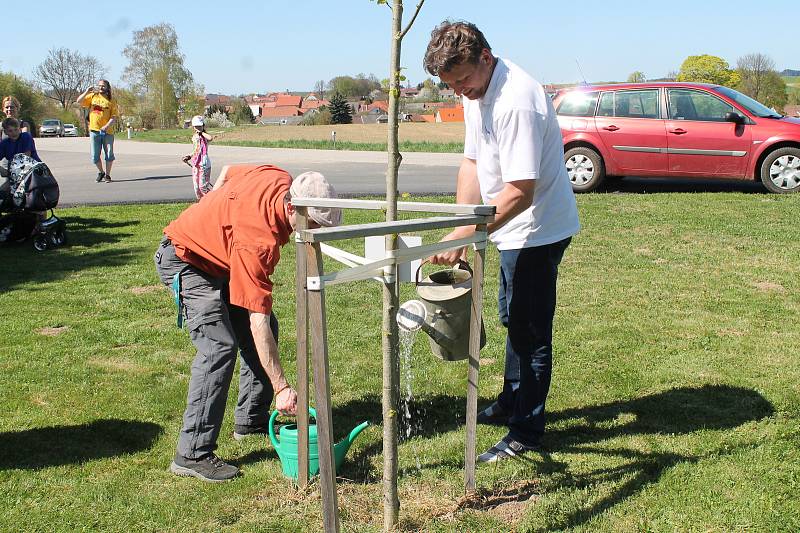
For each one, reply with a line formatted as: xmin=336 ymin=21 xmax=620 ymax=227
xmin=0 ymin=154 xmax=66 ymax=251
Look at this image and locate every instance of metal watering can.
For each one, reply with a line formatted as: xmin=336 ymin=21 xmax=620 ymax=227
xmin=397 ymin=260 xmax=486 ymax=361
xmin=268 ymin=407 xmax=369 ymax=481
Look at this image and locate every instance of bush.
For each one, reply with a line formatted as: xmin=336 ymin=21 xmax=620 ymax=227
xmin=300 ymin=108 xmax=332 ymax=126
xmin=205 ymin=110 xmax=234 ymax=128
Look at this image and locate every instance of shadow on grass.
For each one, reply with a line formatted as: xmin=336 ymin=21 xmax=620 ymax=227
xmin=453 ymin=384 xmax=774 ymax=530
xmin=114 ymin=174 xmax=191 ymax=183
xmin=602 ymin=176 xmax=767 ymax=194
xmin=0 ymin=215 xmax=139 ymax=291
xmin=0 ymin=419 xmax=163 ymax=470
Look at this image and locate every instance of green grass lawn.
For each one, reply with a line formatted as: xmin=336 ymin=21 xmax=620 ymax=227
xmin=132 ymin=128 xmax=464 ymax=153
xmin=1 ymin=193 xmax=799 ymax=532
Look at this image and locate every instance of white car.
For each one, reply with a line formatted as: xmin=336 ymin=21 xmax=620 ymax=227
xmin=63 ymin=124 xmax=78 ymax=137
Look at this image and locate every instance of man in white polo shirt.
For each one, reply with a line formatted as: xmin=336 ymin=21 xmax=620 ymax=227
xmin=424 ymin=20 xmax=580 ymax=462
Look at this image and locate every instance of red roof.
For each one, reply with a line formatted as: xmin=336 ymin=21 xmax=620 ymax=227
xmin=260 ymin=106 xmax=304 ymax=117
xmin=275 ymin=94 xmax=302 ymax=107
xmin=368 ymin=101 xmax=389 ymax=113
xmin=301 ymin=99 xmax=329 ymax=111
xmin=438 ymin=106 xmax=464 ymax=122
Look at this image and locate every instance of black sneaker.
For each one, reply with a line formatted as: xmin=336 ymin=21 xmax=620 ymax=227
xmin=95 ymin=171 xmax=105 ymax=183
xmin=233 ymin=422 xmax=271 ymax=441
xmin=477 ymin=435 xmax=539 ymax=463
xmin=477 ymin=401 xmax=509 ymax=426
xmin=103 ymin=174 xmax=112 ymax=183
xmin=170 ymin=453 xmax=240 ymax=482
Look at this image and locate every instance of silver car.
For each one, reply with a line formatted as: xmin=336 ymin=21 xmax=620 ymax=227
xmin=63 ymin=123 xmax=78 ymax=137
xmin=39 ymin=119 xmax=64 ymax=137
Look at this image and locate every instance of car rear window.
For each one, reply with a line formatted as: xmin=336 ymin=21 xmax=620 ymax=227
xmin=556 ymin=91 xmax=599 ymax=117
xmin=597 ymin=90 xmax=660 ymax=119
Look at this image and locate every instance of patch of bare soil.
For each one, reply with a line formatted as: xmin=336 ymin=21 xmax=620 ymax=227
xmin=36 ymin=325 xmax=69 ymax=336
xmin=753 ymin=281 xmax=785 ymax=293
xmin=438 ymin=480 xmax=541 ymax=527
xmin=130 ymin=285 xmax=162 ymax=295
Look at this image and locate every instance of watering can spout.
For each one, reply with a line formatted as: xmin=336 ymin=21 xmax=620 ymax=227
xmin=334 ymin=421 xmax=369 ymax=464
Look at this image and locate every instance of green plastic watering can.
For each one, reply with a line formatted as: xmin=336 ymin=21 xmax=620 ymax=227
xmin=269 ymin=407 xmax=368 ymax=481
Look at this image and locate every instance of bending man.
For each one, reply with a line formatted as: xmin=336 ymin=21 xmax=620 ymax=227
xmin=155 ymin=164 xmax=341 ymax=482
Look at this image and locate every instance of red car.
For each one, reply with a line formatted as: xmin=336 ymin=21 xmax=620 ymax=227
xmin=553 ymin=82 xmax=800 ymax=193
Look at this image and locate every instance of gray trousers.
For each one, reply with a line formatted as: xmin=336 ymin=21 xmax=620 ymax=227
xmin=154 ymin=238 xmax=277 ymax=459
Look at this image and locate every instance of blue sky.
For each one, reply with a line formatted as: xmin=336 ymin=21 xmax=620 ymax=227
xmin=4 ymin=0 xmax=796 ymax=95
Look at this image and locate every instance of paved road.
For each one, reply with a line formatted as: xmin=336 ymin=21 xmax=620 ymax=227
xmin=36 ymin=137 xmax=463 ymax=206
xmin=35 ymin=137 xmax=766 ymax=206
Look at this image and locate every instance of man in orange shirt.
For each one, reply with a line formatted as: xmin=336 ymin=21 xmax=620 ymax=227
xmin=154 ymin=164 xmax=341 ymax=482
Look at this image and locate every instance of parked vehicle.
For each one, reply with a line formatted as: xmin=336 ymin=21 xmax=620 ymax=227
xmin=62 ymin=123 xmax=78 ymax=137
xmin=39 ymin=119 xmax=64 ymax=138
xmin=553 ymin=82 xmax=800 ymax=193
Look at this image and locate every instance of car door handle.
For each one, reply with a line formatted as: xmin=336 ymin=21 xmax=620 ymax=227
xmin=669 ymin=128 xmax=687 ymax=135
xmin=602 ymin=125 xmax=619 ymax=131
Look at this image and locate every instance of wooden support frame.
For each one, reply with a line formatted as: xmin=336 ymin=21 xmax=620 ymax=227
xmin=293 ymin=199 xmax=495 ymax=532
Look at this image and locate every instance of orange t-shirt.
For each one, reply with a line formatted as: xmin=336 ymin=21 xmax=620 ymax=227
xmin=164 ymin=164 xmax=293 ymax=314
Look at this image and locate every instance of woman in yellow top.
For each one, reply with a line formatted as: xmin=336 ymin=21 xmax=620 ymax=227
xmin=76 ymin=79 xmax=119 ymax=183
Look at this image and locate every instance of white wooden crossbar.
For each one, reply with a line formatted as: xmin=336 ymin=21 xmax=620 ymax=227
xmin=300 ymin=215 xmax=492 ymax=244
xmin=307 ymin=233 xmax=487 ymax=290
xmin=292 ymin=197 xmax=494 ymax=215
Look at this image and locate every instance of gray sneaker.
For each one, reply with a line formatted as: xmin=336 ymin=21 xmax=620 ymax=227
xmin=477 ymin=401 xmax=509 ymax=426
xmin=477 ymin=435 xmax=539 ymax=463
xmin=170 ymin=453 xmax=240 ymax=482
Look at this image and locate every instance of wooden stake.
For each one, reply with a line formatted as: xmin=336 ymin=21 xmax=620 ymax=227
xmin=295 ymin=207 xmax=309 ymax=488
xmin=465 ymin=226 xmax=487 ymax=492
xmin=307 ymin=242 xmax=339 ymax=533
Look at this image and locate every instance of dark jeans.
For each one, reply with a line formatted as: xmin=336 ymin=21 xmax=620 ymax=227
xmin=496 ymin=237 xmax=571 ymax=447
xmin=154 ymin=238 xmax=278 ymax=459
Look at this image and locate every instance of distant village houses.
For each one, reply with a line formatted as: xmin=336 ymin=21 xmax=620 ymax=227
xmin=204 ymin=85 xmax=464 ymax=125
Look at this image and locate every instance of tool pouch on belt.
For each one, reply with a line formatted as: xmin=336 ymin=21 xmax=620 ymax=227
xmin=172 ymin=273 xmax=184 ymax=328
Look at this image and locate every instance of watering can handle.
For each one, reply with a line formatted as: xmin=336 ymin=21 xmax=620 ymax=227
xmin=269 ymin=406 xmax=317 ymax=450
xmin=415 ymin=259 xmax=472 ymax=286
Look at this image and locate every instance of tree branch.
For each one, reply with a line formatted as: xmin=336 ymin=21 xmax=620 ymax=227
xmin=400 ymin=0 xmax=425 ymax=39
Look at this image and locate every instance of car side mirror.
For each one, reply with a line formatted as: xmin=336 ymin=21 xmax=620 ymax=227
xmin=725 ymin=112 xmax=745 ymax=124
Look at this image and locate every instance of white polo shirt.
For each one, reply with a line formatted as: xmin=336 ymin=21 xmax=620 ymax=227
xmin=463 ymin=58 xmax=580 ymax=250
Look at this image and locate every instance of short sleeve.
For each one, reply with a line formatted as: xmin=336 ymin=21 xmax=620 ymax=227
xmin=227 ymin=242 xmax=278 ymax=314
xmin=496 ymin=109 xmax=542 ymax=182
xmin=80 ymin=95 xmax=92 ymax=108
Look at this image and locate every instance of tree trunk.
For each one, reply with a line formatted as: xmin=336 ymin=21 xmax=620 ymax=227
xmin=382 ymin=0 xmax=403 ymax=530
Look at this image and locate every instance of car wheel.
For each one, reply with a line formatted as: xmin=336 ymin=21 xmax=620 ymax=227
xmin=564 ymin=147 xmax=605 ymax=192
xmin=760 ymin=147 xmax=800 ymax=193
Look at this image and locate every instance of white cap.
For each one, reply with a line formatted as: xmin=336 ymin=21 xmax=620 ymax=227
xmin=191 ymin=115 xmax=204 ymax=127
xmin=290 ymin=171 xmax=342 ymax=227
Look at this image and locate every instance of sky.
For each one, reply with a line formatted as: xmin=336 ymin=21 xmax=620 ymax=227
xmin=4 ymin=0 xmax=796 ymax=95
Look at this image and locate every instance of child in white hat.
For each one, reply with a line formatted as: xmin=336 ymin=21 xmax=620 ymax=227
xmin=183 ymin=115 xmax=215 ymax=200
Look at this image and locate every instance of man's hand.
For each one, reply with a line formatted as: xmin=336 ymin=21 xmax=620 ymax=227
xmin=276 ymin=386 xmax=297 ymax=415
xmin=428 ymin=226 xmax=472 ymax=266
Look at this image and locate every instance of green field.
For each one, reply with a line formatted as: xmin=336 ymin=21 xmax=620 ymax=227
xmin=1 ymin=193 xmax=799 ymax=531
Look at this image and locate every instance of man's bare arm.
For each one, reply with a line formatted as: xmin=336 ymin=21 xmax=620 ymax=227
xmin=248 ymin=311 xmax=297 ymax=414
xmin=211 ymin=165 xmax=232 ymax=191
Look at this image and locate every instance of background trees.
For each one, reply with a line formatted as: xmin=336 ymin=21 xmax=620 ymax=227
xmin=328 ymin=93 xmax=352 ymax=124
xmin=677 ymin=54 xmax=740 ymax=87
xmin=736 ymin=53 xmax=787 ymax=110
xmin=0 ymin=71 xmax=44 ymax=129
xmin=34 ymin=48 xmax=105 ymax=110
xmin=122 ymin=23 xmax=198 ymax=128
xmin=327 ymin=74 xmax=380 ymax=99
xmin=627 ymin=71 xmax=646 ymax=83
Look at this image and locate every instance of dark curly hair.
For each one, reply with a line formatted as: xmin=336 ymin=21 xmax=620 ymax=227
xmin=423 ymin=20 xmax=492 ymax=76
